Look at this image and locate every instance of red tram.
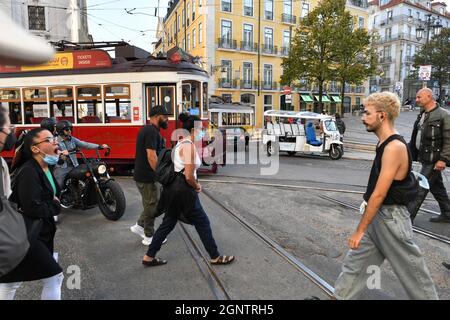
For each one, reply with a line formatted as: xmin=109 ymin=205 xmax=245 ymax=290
xmin=0 ymin=45 xmax=222 ymax=172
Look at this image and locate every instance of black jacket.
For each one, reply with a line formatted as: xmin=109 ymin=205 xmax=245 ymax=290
xmin=409 ymin=106 xmax=450 ymax=165
xmin=10 ymin=158 xmax=61 ymax=219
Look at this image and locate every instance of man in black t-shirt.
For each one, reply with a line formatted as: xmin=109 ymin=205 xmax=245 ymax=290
xmin=130 ymin=105 xmax=170 ymax=246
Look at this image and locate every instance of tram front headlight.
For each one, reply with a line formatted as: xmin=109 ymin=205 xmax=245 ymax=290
xmin=98 ymin=164 xmax=107 ymax=175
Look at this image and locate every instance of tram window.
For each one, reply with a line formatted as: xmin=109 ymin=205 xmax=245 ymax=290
xmin=222 ymin=113 xmax=228 ymax=125
xmin=104 ymin=85 xmax=131 ymax=123
xmin=23 ymin=88 xmax=48 ymax=124
xmin=49 ymin=87 xmax=74 ymax=122
xmin=211 ymin=112 xmax=218 ymax=126
xmin=0 ymin=88 xmax=22 ymax=124
xmin=245 ymin=114 xmax=251 ymax=125
xmin=76 ymin=86 xmax=102 ymax=123
xmin=160 ymin=86 xmax=175 ymax=115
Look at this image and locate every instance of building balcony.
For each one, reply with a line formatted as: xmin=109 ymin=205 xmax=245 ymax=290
xmin=218 ymin=79 xmax=238 ymax=89
xmin=281 ymin=46 xmax=289 ymax=56
xmin=281 ymin=13 xmax=296 ymax=25
xmin=261 ymin=81 xmax=278 ymax=90
xmin=380 ymin=78 xmax=392 ymax=86
xmin=262 ymin=44 xmax=278 ymax=55
xmin=379 ymin=56 xmax=392 ymax=64
xmin=348 ymin=0 xmax=368 ymax=8
xmin=240 ymin=80 xmax=258 ymax=90
xmin=405 ymin=55 xmax=413 ymax=63
xmin=218 ymin=38 xmax=238 ymax=50
xmin=240 ymin=41 xmax=258 ymax=52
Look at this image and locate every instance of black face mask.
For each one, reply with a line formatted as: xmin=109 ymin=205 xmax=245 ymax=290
xmin=160 ymin=120 xmax=168 ymax=129
xmin=1 ymin=131 xmax=17 ymax=151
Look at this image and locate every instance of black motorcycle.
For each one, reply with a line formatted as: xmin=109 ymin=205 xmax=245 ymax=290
xmin=59 ymin=148 xmax=126 ymax=221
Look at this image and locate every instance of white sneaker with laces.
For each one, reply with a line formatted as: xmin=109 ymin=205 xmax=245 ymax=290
xmin=130 ymin=223 xmax=145 ymax=238
xmin=141 ymin=237 xmax=167 ymax=246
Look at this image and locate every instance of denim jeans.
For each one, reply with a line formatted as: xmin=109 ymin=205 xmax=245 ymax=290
xmin=147 ymin=194 xmax=220 ymax=259
xmin=334 ymin=205 xmax=438 ymax=300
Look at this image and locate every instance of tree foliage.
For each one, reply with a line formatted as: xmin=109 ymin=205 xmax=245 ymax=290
xmin=281 ymin=0 xmax=377 ymax=111
xmin=413 ymin=28 xmax=450 ymax=100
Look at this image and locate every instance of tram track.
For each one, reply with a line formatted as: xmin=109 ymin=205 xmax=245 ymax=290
xmin=177 ymin=223 xmax=231 ymax=300
xmin=200 ymin=178 xmax=442 ymax=216
xmin=201 ymin=189 xmax=335 ymax=298
xmin=319 ymin=195 xmax=450 ymax=246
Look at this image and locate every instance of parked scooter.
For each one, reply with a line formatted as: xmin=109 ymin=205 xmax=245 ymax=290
xmin=59 ymin=147 xmax=126 ymax=221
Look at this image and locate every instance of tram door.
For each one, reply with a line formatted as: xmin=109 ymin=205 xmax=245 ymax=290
xmin=145 ymin=85 xmax=176 ymax=118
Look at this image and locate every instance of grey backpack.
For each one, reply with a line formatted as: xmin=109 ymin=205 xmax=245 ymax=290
xmin=0 ymin=163 xmax=29 ymax=277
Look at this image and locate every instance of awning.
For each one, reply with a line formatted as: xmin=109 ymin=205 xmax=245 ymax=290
xmin=300 ymin=94 xmax=313 ymax=102
xmin=314 ymin=95 xmax=331 ymax=103
xmin=331 ymin=95 xmax=342 ymax=103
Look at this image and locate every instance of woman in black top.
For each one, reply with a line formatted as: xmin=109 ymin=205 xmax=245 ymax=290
xmin=0 ymin=128 xmax=64 ymax=300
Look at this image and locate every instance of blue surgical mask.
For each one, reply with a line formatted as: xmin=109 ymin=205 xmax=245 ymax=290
xmin=41 ymin=153 xmax=59 ymax=166
xmin=195 ymin=131 xmax=205 ymax=141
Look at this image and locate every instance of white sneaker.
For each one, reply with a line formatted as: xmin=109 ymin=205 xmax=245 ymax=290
xmin=141 ymin=237 xmax=167 ymax=246
xmin=130 ymin=223 xmax=145 ymax=238
xmin=53 ymin=215 xmax=59 ymax=223
xmin=142 ymin=236 xmax=153 ymax=246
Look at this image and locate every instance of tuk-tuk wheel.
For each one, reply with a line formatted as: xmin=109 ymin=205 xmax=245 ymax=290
xmin=329 ymin=144 xmax=343 ymax=160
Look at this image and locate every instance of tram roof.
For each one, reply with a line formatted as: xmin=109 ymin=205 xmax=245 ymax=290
xmin=209 ymin=103 xmax=254 ymax=113
xmin=264 ymin=110 xmax=333 ymax=120
xmin=0 ymin=56 xmax=208 ymax=79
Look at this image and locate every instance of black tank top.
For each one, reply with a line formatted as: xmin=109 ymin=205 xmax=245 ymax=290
xmin=363 ymin=134 xmax=413 ymax=205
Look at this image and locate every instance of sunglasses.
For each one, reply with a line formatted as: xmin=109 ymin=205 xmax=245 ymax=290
xmin=33 ymin=136 xmax=58 ymax=146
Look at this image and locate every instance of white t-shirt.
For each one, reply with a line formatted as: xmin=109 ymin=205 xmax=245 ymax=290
xmin=173 ymin=138 xmax=202 ymax=179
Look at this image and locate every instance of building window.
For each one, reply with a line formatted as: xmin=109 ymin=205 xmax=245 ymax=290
xmin=28 ymin=6 xmax=45 ymax=30
xmin=187 ymin=2 xmax=190 ymax=25
xmin=385 ymin=28 xmax=391 ymax=40
xmin=264 ymin=27 xmax=273 ymax=48
xmin=244 ymin=0 xmax=253 ymax=16
xmin=358 ymin=17 xmax=364 ymax=29
xmin=408 ymin=9 xmax=412 ymax=19
xmin=222 ymin=94 xmax=232 ymax=103
xmin=241 ymin=94 xmax=255 ymax=105
xmin=408 ymin=26 xmax=412 ymax=36
xmin=387 ymin=10 xmax=393 ymax=20
xmin=199 ymin=23 xmax=203 ymax=43
xmin=221 ymin=20 xmax=232 ymax=45
xmin=192 ymin=1 xmax=196 ymax=20
xmin=187 ymin=34 xmax=191 ymax=50
xmin=265 ymin=0 xmax=273 ymax=20
xmin=383 ymin=45 xmax=391 ymax=59
xmin=222 ymin=0 xmax=232 ymax=12
xmin=192 ymin=28 xmax=196 ymax=48
xmin=283 ymin=0 xmax=292 ymax=15
xmin=416 ymin=11 xmax=420 ymax=21
xmin=243 ymin=62 xmax=253 ymax=88
xmin=243 ymin=24 xmax=253 ymax=46
xmin=301 ymin=2 xmax=309 ymax=18
xmin=264 ymin=95 xmax=272 ymax=106
xmin=263 ymin=65 xmax=273 ymax=88
xmin=282 ymin=30 xmax=290 ymax=55
xmin=182 ymin=9 xmax=185 ymax=26
xmin=178 ymin=15 xmax=181 ymax=32
xmin=406 ymin=44 xmax=412 ymax=57
xmin=222 ymin=60 xmax=232 ymax=85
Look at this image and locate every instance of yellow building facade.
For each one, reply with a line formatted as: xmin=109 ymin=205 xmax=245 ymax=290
xmin=157 ymin=0 xmax=371 ymax=128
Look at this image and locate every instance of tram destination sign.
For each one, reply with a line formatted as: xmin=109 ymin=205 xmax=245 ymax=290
xmin=0 ymin=50 xmax=112 ymax=73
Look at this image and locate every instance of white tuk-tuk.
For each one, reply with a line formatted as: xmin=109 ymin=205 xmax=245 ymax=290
xmin=262 ymin=110 xmax=343 ymax=160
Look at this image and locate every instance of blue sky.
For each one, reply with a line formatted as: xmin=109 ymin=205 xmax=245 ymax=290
xmin=86 ymin=0 xmax=169 ymax=53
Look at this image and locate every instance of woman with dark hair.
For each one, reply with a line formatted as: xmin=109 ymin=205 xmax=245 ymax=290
xmin=0 ymin=127 xmax=64 ymax=300
xmin=142 ymin=113 xmax=235 ymax=266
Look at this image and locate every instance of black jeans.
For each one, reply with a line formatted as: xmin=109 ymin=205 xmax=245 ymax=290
xmin=147 ymin=194 xmax=220 ymax=259
xmin=418 ymin=163 xmax=450 ymax=218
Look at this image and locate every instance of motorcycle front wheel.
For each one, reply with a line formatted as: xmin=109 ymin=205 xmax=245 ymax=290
xmin=97 ymin=180 xmax=126 ymax=221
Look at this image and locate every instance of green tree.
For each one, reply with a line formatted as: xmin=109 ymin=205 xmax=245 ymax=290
xmin=413 ymin=28 xmax=450 ymax=101
xmin=333 ymin=6 xmax=378 ymax=114
xmin=281 ymin=0 xmax=340 ymax=112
